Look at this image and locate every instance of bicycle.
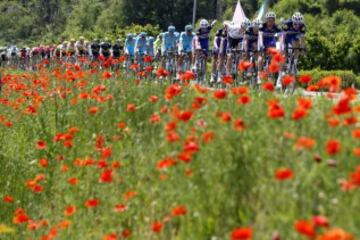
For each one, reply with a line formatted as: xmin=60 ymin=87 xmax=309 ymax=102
xmin=194 ymin=49 xmax=207 ymax=84
xmin=281 ymin=47 xmax=304 ymax=94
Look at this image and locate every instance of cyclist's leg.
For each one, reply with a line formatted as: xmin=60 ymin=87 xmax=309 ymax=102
xmin=210 ymin=49 xmax=218 ymax=82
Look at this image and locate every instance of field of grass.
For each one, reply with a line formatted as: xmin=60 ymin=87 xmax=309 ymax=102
xmin=0 ymin=64 xmax=359 ymax=239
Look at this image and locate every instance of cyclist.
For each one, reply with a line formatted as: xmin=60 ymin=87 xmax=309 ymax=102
xmin=112 ymin=39 xmax=122 ymax=58
xmin=226 ymin=19 xmax=250 ymax=76
xmin=193 ymin=19 xmax=217 ymax=72
xmin=60 ymin=41 xmax=68 ymax=58
xmin=177 ymin=25 xmax=195 ymax=79
xmin=100 ymin=37 xmax=112 ymax=59
xmin=135 ymin=32 xmax=148 ymax=64
xmin=210 ymin=22 xmax=228 ymax=83
xmin=147 ymin=36 xmax=155 ymax=59
xmin=258 ymin=11 xmax=281 ymax=78
xmin=281 ymin=12 xmax=306 ymax=59
xmin=75 ymin=36 xmax=87 ymax=57
xmin=90 ymin=39 xmax=101 ymax=61
xmin=162 ymin=26 xmax=179 ymax=69
xmin=154 ymin=33 xmax=163 ymax=62
xmin=124 ymin=33 xmax=136 ymax=67
xmin=68 ymin=39 xmax=76 ymax=56
xmin=243 ymin=19 xmax=261 ymax=83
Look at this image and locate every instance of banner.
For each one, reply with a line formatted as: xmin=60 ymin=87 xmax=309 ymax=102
xmin=232 ymin=0 xmax=247 ymax=24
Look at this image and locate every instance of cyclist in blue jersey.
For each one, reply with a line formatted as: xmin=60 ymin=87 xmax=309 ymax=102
xmin=193 ymin=19 xmax=217 ymax=73
xmin=162 ymin=26 xmax=179 ymax=70
xmin=177 ymin=25 xmax=195 ymax=79
xmin=147 ymin=36 xmax=155 ymax=59
xmin=281 ymin=12 xmax=306 ymax=59
xmin=124 ymin=34 xmax=135 ymax=59
xmin=135 ymin=32 xmax=148 ymax=63
xmin=258 ymin=11 xmax=281 ymax=77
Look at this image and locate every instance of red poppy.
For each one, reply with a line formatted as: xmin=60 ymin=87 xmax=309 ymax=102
xmin=144 ymin=55 xmax=152 ymax=63
xmin=295 ymin=137 xmax=316 ymax=150
xmin=99 ymin=169 xmax=113 ymax=183
xmin=292 ymin=107 xmax=308 ymax=121
xmin=88 ymin=106 xmax=99 ymax=115
xmin=234 ymin=118 xmax=246 ymax=131
xmin=151 ymin=221 xmax=163 ymax=233
xmin=238 ymin=61 xmax=253 ymax=72
xmin=326 ymin=139 xmax=341 ymax=155
xmin=102 ymin=71 xmax=112 ymax=79
xmin=231 ymin=227 xmax=253 ymax=240
xmin=268 ymin=100 xmax=285 ymax=119
xmin=127 ymin=103 xmax=137 ymax=112
xmin=180 ymin=71 xmax=196 ymax=81
xmin=84 ymin=199 xmax=100 ymax=208
xmin=232 ymin=86 xmax=249 ymax=95
xmin=36 ymin=140 xmax=47 ymax=150
xmin=213 ymin=89 xmax=227 ymax=100
xmin=177 ymin=111 xmax=193 ymax=122
xmin=262 ymin=82 xmax=275 ymax=92
xmin=312 ymin=215 xmax=330 ymax=228
xmin=157 ymin=158 xmax=177 ymax=170
xmin=237 ymin=95 xmax=251 ymax=105
xmin=171 ymin=205 xmax=187 ymax=216
xmin=64 ymin=205 xmax=77 ymax=217
xmin=275 ymin=168 xmax=294 ymax=181
xmin=3 ymin=195 xmax=14 ymax=203
xmin=299 ymin=74 xmax=312 ymax=84
xmin=114 ymin=203 xmax=127 ymax=213
xmin=272 ymin=53 xmax=286 ymax=63
xmin=333 ymin=97 xmax=352 ymax=115
xmin=282 ymin=75 xmax=295 ymax=86
xmin=39 ymin=158 xmax=48 ymax=168
xmin=268 ymin=62 xmax=280 ymax=74
xmin=294 ymin=220 xmax=316 ymax=238
xmin=223 ymin=75 xmax=233 ymax=84
xmin=122 ymin=229 xmax=132 ymax=238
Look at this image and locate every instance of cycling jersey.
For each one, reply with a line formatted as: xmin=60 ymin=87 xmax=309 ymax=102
xmin=91 ymin=43 xmax=101 ymax=57
xmin=213 ymin=28 xmax=226 ymax=56
xmin=282 ymin=19 xmax=306 ymax=46
xmin=244 ymin=27 xmax=259 ymax=52
xmin=75 ymin=41 xmax=87 ymax=56
xmin=259 ymin=22 xmax=281 ymax=50
xmin=146 ymin=40 xmax=155 ymax=58
xmin=162 ymin=32 xmax=179 ymax=54
xmin=195 ymin=26 xmax=214 ymax=55
xmin=135 ymin=37 xmax=147 ymax=55
xmin=124 ymin=38 xmax=135 ymax=57
xmin=100 ymin=42 xmax=111 ymax=58
xmin=112 ymin=43 xmax=122 ymax=58
xmin=227 ymin=24 xmax=244 ymax=52
xmin=179 ymin=32 xmax=195 ymax=53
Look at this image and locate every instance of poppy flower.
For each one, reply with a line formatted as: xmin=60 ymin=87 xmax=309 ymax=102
xmin=99 ymin=169 xmax=113 ymax=183
xmin=114 ymin=203 xmax=127 ymax=213
xmin=299 ymin=74 xmax=312 ymax=84
xmin=317 ymin=228 xmax=355 ymax=240
xmin=202 ymin=131 xmax=215 ymax=143
xmin=39 ymin=158 xmax=48 ymax=168
xmin=67 ymin=177 xmax=79 ymax=185
xmin=150 ymin=113 xmax=161 ymax=123
xmin=238 ymin=61 xmax=253 ymax=72
xmin=272 ymin=53 xmax=286 ymax=63
xmin=268 ymin=100 xmax=285 ymax=119
xmin=294 ymin=220 xmax=316 ymax=238
xmin=88 ymin=106 xmax=99 ymax=115
xmin=180 ymin=71 xmax=196 ymax=81
xmin=156 ymin=68 xmax=169 ymax=78
xmin=171 ymin=205 xmax=187 ymax=216
xmin=292 ymin=107 xmax=308 ymax=121
xmin=157 ymin=158 xmax=177 ymax=170
xmin=295 ymin=137 xmax=316 ymax=150
xmin=3 ymin=195 xmax=14 ymax=203
xmin=262 ymin=82 xmax=275 ymax=92
xmin=223 ymin=75 xmax=233 ymax=84
xmin=268 ymin=62 xmax=280 ymax=74
xmin=177 ymin=111 xmax=193 ymax=122
xmin=326 ymin=139 xmax=341 ymax=155
xmin=282 ymin=75 xmax=295 ymax=86
xmin=275 ymin=168 xmax=294 ymax=181
xmin=232 ymin=86 xmax=249 ymax=95
xmin=64 ymin=205 xmax=76 ymax=217
xmin=144 ymin=55 xmax=152 ymax=63
xmin=122 ymin=229 xmax=131 ymax=238
xmin=102 ymin=71 xmax=112 ymax=80
xmin=333 ymin=98 xmax=352 ymax=115
xmin=149 ymin=95 xmax=159 ymax=103
xmin=312 ymin=215 xmax=329 ymax=228
xmin=103 ymin=233 xmax=117 ymax=240
xmin=36 ymin=140 xmax=47 ymax=150
xmin=213 ymin=89 xmax=227 ymax=100
xmin=234 ymin=118 xmax=246 ymax=131
xmin=231 ymin=227 xmax=253 ymax=240
xmin=151 ymin=221 xmax=163 ymax=233
xmin=237 ymin=95 xmax=251 ymax=105
xmin=126 ymin=103 xmax=136 ymax=112
xmin=84 ymin=199 xmax=100 ymax=208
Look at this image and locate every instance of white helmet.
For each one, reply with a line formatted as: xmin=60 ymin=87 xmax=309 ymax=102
xmin=266 ymin=11 xmax=276 ymax=20
xmin=292 ymin=12 xmax=304 ymax=24
xmin=241 ymin=18 xmax=251 ymax=29
xmin=253 ymin=19 xmax=262 ymax=27
xmin=200 ymin=19 xmax=209 ymax=29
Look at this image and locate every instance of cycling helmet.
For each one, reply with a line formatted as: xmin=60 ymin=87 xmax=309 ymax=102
xmin=266 ymin=11 xmax=276 ymax=20
xmin=185 ymin=25 xmax=193 ymax=32
xmin=292 ymin=12 xmax=304 ymax=24
xmin=140 ymin=32 xmax=147 ymax=38
xmin=253 ymin=19 xmax=262 ymax=28
xmin=200 ymin=19 xmax=209 ymax=29
xmin=241 ymin=18 xmax=251 ymax=29
xmin=168 ymin=26 xmax=176 ymax=33
xmin=70 ymin=38 xmax=75 ymax=43
xmin=79 ymin=36 xmax=85 ymax=41
xmin=148 ymin=36 xmax=155 ymax=43
xmin=158 ymin=33 xmax=163 ymax=39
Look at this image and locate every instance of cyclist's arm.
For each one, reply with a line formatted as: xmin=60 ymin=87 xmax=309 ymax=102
xmin=258 ymin=31 xmax=264 ymax=52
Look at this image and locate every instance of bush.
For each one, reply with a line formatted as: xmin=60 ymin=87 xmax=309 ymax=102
xmin=300 ymin=69 xmax=360 ymax=88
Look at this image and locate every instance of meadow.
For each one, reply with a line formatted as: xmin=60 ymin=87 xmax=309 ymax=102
xmin=0 ymin=58 xmax=359 ymax=239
